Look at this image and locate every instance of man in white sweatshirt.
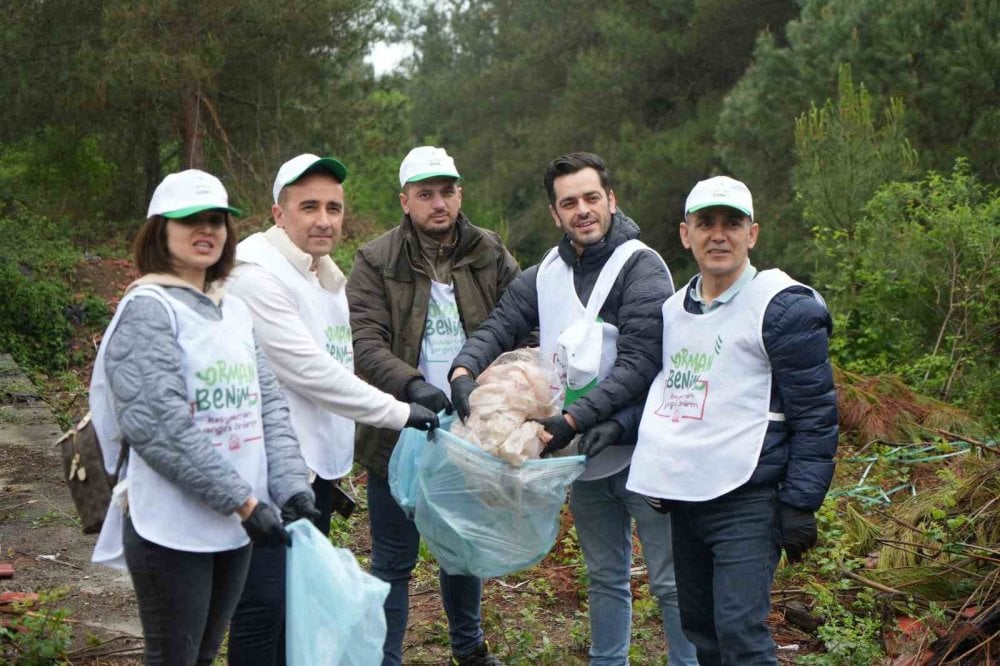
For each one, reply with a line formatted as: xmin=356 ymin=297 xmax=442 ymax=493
xmin=225 ymin=154 xmax=438 ymax=665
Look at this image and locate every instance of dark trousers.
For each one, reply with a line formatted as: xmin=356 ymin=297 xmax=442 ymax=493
xmin=671 ymin=484 xmax=782 ymax=666
xmin=228 ymin=476 xmax=330 ymax=666
xmin=227 ymin=543 xmax=287 ymax=666
xmin=311 ymin=475 xmax=334 ymax=538
xmin=367 ymin=470 xmax=484 ymax=666
xmin=123 ymin=515 xmax=251 ymax=666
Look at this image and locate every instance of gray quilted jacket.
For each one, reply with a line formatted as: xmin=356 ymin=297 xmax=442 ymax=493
xmin=103 ymin=283 xmax=312 ymax=515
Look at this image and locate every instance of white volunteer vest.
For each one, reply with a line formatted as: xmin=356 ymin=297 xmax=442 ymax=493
xmin=236 ymin=233 xmax=355 ymax=479
xmin=90 ymin=286 xmax=176 ymax=478
xmin=418 ymin=281 xmax=467 ymax=398
xmin=537 ymin=239 xmax=668 ymax=481
xmin=92 ymin=286 xmax=270 ymax=567
xmin=627 ymin=269 xmax=807 ymax=501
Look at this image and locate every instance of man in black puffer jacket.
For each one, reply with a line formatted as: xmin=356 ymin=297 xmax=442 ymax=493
xmin=625 ymin=175 xmax=838 ymax=666
xmin=450 ymin=153 xmax=699 ymax=665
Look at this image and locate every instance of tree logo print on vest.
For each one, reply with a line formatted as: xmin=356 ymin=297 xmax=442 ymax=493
xmin=324 ymin=325 xmax=354 ymax=366
xmin=655 ymin=335 xmax=722 ymax=422
xmin=191 ymin=359 xmax=261 ymax=449
xmin=422 ymin=298 xmax=464 ymax=363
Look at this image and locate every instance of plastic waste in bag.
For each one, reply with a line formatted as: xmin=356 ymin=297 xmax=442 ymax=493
xmin=285 ymin=520 xmax=390 ymax=666
xmin=451 ymin=348 xmax=561 ymax=465
xmin=413 ymin=416 xmax=586 ymax=578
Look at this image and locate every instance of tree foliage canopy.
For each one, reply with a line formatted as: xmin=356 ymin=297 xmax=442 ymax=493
xmin=1 ymin=0 xmax=386 ymax=220
xmin=0 ymin=0 xmax=996 ymax=422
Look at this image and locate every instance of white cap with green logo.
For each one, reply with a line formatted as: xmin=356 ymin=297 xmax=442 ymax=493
xmin=398 ymin=146 xmax=461 ymax=188
xmin=684 ymin=175 xmax=754 ymax=220
xmin=147 ymin=169 xmax=241 ymax=219
xmin=272 ymin=153 xmax=348 ymax=203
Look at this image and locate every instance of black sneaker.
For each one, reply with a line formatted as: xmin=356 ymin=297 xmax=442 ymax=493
xmin=451 ymin=641 xmax=503 ymax=666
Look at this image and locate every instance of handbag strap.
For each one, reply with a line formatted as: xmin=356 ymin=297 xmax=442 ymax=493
xmin=112 ymin=440 xmax=129 ymax=483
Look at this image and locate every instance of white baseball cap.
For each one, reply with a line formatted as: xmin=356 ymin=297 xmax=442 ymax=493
xmin=398 ymin=146 xmax=460 ymax=188
xmin=684 ymin=176 xmax=754 ymax=220
xmin=272 ymin=153 xmax=348 ymax=203
xmin=147 ymin=169 xmax=241 ymax=219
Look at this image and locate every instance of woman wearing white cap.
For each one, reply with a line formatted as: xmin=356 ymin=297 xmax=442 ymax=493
xmin=89 ymin=169 xmax=314 ymax=665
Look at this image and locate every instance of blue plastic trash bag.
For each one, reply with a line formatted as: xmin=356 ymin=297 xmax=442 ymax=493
xmin=388 ymin=425 xmax=426 ymax=519
xmin=414 ymin=416 xmax=586 ymax=578
xmin=285 ymin=520 xmax=390 ymax=666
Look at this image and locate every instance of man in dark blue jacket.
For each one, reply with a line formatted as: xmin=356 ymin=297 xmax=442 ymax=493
xmin=626 ymin=176 xmax=838 ymax=666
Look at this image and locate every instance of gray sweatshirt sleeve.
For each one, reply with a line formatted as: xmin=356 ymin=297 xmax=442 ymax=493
xmin=104 ymin=296 xmax=253 ymax=515
xmin=254 ymin=334 xmax=313 ymax=508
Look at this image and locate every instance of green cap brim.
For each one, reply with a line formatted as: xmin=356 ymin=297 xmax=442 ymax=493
xmin=163 ymin=205 xmax=243 ymax=219
xmin=686 ymin=201 xmax=752 ymax=219
xmin=287 ymin=157 xmax=348 ymax=185
xmin=405 ymin=170 xmax=461 ymax=184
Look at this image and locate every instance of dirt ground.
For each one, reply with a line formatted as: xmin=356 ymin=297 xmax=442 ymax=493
xmin=1 ymin=256 xmax=820 ymax=664
xmin=0 ymin=352 xmax=144 ymax=664
xmin=0 ymin=344 xmax=821 ymax=665
xmin=0 ymin=344 xmax=668 ymax=665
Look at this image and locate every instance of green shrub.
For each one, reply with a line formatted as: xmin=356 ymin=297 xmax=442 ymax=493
xmin=0 ymin=214 xmax=82 ymax=371
xmin=837 ymin=161 xmax=1000 ymax=424
xmin=797 ymin=586 xmax=885 ymax=665
xmin=0 ymin=263 xmax=73 ymax=370
xmin=0 ymin=589 xmax=73 ymax=665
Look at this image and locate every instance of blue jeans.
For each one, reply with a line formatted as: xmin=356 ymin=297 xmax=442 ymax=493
xmin=569 ymin=467 xmax=699 ymax=666
xmin=671 ymin=484 xmax=782 ymax=666
xmin=367 ymin=470 xmax=484 ymax=666
xmin=123 ymin=515 xmax=252 ymax=666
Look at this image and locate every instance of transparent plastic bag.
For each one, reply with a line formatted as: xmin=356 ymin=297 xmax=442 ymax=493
xmin=285 ymin=520 xmax=390 ymax=666
xmin=388 ymin=426 xmax=426 ymax=519
xmin=450 ymin=348 xmax=562 ymax=465
xmin=413 ymin=416 xmax=586 ymax=578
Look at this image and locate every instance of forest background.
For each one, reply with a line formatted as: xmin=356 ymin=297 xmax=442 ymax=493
xmin=0 ymin=0 xmax=998 ymax=663
xmin=2 ymin=0 xmax=997 ymax=425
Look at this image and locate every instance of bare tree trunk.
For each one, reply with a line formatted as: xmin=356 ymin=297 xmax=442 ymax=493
xmin=143 ymin=122 xmax=161 ymax=210
xmin=180 ymin=82 xmax=204 ymax=169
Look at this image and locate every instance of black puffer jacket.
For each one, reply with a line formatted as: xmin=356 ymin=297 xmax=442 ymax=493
xmin=616 ymin=276 xmax=839 ymax=511
xmin=451 ymin=211 xmax=673 ymax=431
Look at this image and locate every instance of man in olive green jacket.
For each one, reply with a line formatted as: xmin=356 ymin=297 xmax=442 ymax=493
xmin=346 ymin=146 xmax=519 ymax=666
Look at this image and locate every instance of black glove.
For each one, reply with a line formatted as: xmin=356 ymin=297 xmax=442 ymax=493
xmin=406 ymin=403 xmax=439 ymax=431
xmin=780 ymin=504 xmax=818 ymax=564
xmin=242 ymin=502 xmax=291 ymax=547
xmin=534 ymin=414 xmax=578 ymax=457
xmin=450 ymin=374 xmax=479 ymax=423
xmin=405 ymin=378 xmax=453 ymax=415
xmin=280 ymin=492 xmax=321 ymax=525
xmin=577 ymin=420 xmax=623 ymax=458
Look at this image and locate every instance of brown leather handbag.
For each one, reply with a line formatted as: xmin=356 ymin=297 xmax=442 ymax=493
xmin=55 ymin=412 xmax=127 ymax=534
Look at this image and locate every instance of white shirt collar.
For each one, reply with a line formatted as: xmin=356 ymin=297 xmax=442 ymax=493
xmin=263 ymin=225 xmax=346 ymax=292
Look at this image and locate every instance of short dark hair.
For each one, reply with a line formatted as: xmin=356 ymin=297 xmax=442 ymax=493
xmin=133 ymin=213 xmax=237 ymax=285
xmin=543 ymin=152 xmax=612 ymax=205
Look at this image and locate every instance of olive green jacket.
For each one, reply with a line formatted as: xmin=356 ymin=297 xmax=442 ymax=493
xmin=346 ymin=214 xmax=521 ymax=478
